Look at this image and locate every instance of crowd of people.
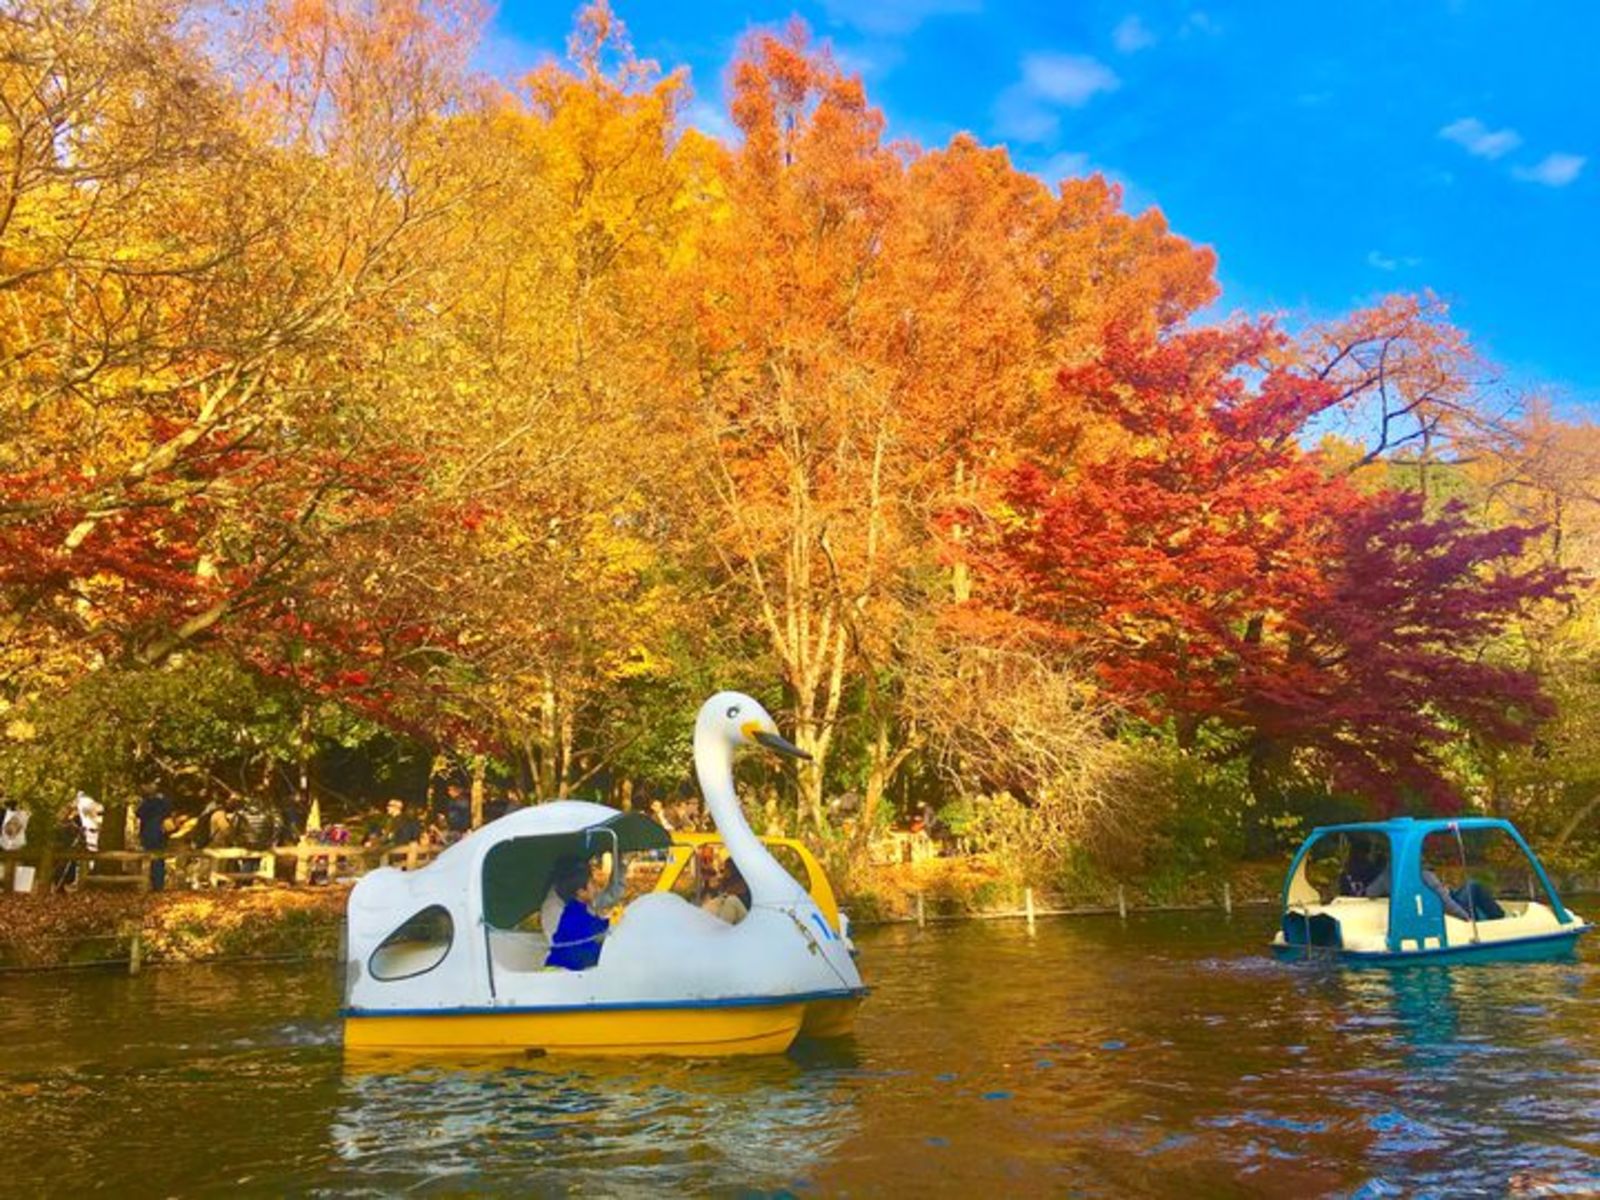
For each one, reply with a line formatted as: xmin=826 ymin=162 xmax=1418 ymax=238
xmin=8 ymin=781 xmax=788 ymax=909
xmin=0 ymin=779 xmax=550 ymax=894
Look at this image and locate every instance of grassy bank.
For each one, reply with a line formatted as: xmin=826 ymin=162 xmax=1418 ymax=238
xmin=0 ymin=888 xmax=346 ymax=970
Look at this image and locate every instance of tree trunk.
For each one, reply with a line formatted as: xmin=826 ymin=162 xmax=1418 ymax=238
xmin=951 ymin=457 xmax=971 ymax=604
xmin=298 ymin=706 xmax=312 ymax=813
xmin=557 ymin=709 xmax=575 ymax=798
xmin=470 ymin=754 xmax=486 ymax=829
xmin=537 ymin=672 xmax=558 ymax=800
xmin=864 ymin=715 xmax=915 ymax=836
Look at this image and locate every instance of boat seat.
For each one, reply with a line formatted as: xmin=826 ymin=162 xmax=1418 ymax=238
xmin=488 ymin=927 xmax=550 ymax=972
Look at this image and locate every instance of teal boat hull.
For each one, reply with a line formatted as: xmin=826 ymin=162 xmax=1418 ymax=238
xmin=1273 ymin=924 xmax=1592 ymax=966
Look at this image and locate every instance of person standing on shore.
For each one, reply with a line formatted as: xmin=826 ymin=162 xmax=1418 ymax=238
xmin=0 ymin=800 xmax=28 ymax=852
xmin=136 ymin=791 xmax=173 ymax=891
xmin=53 ymin=800 xmax=84 ymax=891
xmin=75 ymin=791 xmax=104 ymax=853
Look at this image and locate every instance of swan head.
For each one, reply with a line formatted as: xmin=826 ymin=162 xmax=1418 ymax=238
xmin=696 ymin=691 xmax=812 ymax=761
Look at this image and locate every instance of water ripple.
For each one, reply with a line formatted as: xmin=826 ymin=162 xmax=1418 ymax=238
xmin=3 ymin=910 xmax=1600 ymax=1194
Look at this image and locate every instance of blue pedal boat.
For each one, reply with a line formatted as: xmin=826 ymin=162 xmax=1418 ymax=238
xmin=1272 ymin=817 xmax=1592 ymax=964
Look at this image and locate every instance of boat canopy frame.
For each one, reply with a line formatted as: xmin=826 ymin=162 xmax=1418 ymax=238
xmin=480 ymin=809 xmax=671 ymax=931
xmin=1281 ymin=816 xmax=1576 ymax=954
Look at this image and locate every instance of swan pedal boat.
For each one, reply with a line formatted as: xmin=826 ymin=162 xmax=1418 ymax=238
xmin=342 ymin=694 xmax=866 ymax=1057
xmin=1272 ymin=817 xmax=1592 ymax=965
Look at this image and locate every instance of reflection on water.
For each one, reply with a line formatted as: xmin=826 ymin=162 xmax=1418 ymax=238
xmin=4 ymin=908 xmax=1600 ymax=1196
xmin=330 ymin=1052 xmax=858 ymax=1196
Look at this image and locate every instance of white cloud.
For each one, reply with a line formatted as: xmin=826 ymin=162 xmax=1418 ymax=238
xmin=1512 ymin=153 xmax=1586 ymax=187
xmin=684 ymin=100 xmax=736 ymax=145
xmin=1036 ymin=150 xmax=1091 ymax=182
xmin=818 ymin=0 xmax=981 ymax=36
xmin=993 ymin=91 xmax=1062 ymax=142
xmin=1022 ymin=53 xmax=1120 ymax=106
xmin=1112 ymin=15 xmax=1155 ymax=53
xmin=1438 ymin=116 xmax=1522 ymax=160
xmin=1366 ymin=250 xmax=1421 ymax=271
xmin=831 ymin=41 xmax=905 ymax=82
xmin=992 ymin=53 xmax=1119 ymax=143
xmin=472 ymin=27 xmax=556 ymax=84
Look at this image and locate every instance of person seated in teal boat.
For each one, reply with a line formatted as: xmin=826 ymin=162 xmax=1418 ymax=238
xmin=1338 ymin=837 xmax=1386 ymax=896
xmin=544 ymin=859 xmax=611 ymax=971
xmin=1361 ymin=855 xmax=1506 ymax=921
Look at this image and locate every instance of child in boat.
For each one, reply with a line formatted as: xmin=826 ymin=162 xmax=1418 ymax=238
xmin=545 ymin=859 xmax=611 ymax=971
xmin=539 ymin=852 xmax=622 ymax=935
xmin=702 ymin=859 xmax=751 ymax=925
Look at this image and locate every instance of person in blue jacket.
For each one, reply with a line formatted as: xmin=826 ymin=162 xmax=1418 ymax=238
xmin=544 ymin=859 xmax=612 ymax=971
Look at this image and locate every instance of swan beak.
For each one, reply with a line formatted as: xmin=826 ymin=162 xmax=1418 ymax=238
xmin=753 ymin=730 xmax=812 ymax=761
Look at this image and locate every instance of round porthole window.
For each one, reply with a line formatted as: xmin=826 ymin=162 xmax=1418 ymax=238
xmin=368 ymin=905 xmax=454 ymax=981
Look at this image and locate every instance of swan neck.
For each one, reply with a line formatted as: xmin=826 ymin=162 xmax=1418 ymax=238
xmin=693 ymin=727 xmax=806 ymax=909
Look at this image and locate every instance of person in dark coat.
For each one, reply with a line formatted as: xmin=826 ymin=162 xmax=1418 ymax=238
xmin=135 ymin=791 xmax=173 ymax=891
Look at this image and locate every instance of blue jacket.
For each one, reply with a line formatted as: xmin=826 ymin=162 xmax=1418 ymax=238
xmin=545 ymin=900 xmax=609 ymax=970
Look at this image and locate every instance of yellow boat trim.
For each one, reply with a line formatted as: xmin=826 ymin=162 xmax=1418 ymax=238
xmin=343 ymin=1002 xmax=807 ymax=1058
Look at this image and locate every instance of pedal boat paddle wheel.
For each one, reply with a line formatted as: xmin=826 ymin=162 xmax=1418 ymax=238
xmin=1272 ymin=817 xmax=1591 ymax=964
xmin=341 ymin=693 xmax=866 ymax=1057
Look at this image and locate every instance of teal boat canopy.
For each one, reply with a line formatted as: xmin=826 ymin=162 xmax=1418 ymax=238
xmin=1281 ymin=816 xmax=1577 ymax=954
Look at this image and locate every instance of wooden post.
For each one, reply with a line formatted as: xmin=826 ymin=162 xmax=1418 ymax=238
xmin=1117 ymin=884 xmax=1127 ymax=920
xmin=128 ymin=929 xmax=143 ymax=975
xmin=1024 ymin=887 xmax=1036 ymax=931
xmin=916 ymin=892 xmax=926 ymax=929
xmin=1223 ymin=881 xmax=1233 ymax=915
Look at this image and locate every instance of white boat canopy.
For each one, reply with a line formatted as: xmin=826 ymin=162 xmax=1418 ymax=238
xmin=345 ymin=801 xmax=671 ymax=1003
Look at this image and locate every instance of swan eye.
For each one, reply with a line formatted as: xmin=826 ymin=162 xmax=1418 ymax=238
xmin=725 ymin=705 xmax=740 ymax=719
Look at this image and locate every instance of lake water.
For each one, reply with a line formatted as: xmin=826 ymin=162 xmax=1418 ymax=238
xmin=5 ymin=908 xmax=1600 ymax=1196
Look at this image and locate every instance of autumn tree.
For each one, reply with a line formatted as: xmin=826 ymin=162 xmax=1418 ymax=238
xmin=859 ymin=141 xmax=1216 ymax=820
xmin=966 ymin=320 xmax=1570 ymax=808
xmin=1297 ymin=291 xmax=1515 ymax=481
xmin=0 ymin=0 xmax=491 ymax=691
xmin=682 ymin=24 xmax=907 ymax=828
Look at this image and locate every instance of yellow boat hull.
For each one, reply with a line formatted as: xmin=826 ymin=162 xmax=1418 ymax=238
xmin=343 ymin=1002 xmax=807 ymax=1058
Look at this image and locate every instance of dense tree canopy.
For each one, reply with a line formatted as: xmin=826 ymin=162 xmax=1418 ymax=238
xmin=2 ymin=0 xmax=1594 ymax=872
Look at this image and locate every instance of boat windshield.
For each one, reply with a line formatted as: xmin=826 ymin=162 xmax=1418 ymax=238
xmin=1420 ymin=825 xmax=1559 ymax=912
xmin=1293 ymin=831 xmax=1392 ymax=903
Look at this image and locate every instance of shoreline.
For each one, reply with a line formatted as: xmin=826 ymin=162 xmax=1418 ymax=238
xmin=5 ymin=861 xmax=1593 ymax=974
xmin=0 ymin=863 xmax=1281 ymax=974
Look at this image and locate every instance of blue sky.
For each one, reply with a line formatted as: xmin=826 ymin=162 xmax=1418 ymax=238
xmin=490 ymin=1 xmax=1599 ymax=411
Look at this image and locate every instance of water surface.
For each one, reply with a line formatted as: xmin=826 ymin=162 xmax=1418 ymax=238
xmin=5 ymin=908 xmax=1599 ymax=1196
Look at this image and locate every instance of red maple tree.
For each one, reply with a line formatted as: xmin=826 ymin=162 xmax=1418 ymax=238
xmin=961 ymin=321 xmax=1570 ymax=807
